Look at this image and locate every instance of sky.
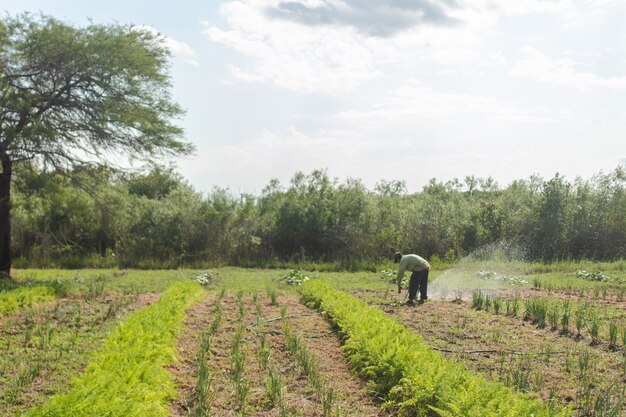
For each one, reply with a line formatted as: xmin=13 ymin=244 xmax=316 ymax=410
xmin=5 ymin=0 xmax=626 ymax=194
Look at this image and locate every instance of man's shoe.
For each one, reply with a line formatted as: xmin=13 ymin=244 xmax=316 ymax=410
xmin=405 ymin=299 xmax=416 ymax=306
xmin=417 ymin=299 xmax=425 ymax=305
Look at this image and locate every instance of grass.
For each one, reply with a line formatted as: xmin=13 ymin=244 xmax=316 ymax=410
xmin=0 ymin=285 xmax=56 ymax=316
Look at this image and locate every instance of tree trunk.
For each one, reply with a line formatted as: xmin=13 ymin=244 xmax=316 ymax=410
xmin=0 ymin=156 xmax=12 ymax=277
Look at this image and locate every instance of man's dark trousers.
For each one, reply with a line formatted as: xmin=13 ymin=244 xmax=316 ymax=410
xmin=408 ymin=269 xmax=429 ymax=301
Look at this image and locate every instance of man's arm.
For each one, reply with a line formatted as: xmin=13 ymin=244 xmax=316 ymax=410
xmin=397 ymin=260 xmax=406 ymax=293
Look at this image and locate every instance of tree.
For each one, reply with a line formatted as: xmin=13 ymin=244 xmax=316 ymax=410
xmin=0 ymin=14 xmax=192 ymax=275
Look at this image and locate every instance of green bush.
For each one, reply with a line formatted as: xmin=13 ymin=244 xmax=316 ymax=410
xmin=301 ymin=280 xmax=571 ymax=417
xmin=26 ymin=281 xmax=204 ymax=417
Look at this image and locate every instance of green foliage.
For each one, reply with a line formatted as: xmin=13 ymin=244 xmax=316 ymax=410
xmin=301 ymin=280 xmax=571 ymax=417
xmin=10 ymin=165 xmax=626 ymax=269
xmin=25 ymin=282 xmax=204 ymax=416
xmin=0 ymin=285 xmax=55 ymax=315
xmin=282 ymin=269 xmax=310 ymax=286
xmin=0 ymin=12 xmax=192 ymax=274
xmin=575 ymin=270 xmax=621 ymax=283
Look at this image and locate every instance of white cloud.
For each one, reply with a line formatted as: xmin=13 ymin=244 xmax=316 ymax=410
xmin=334 ymin=81 xmax=554 ymax=126
xmin=203 ymin=1 xmax=378 ymax=93
xmin=133 ymin=25 xmax=199 ymax=66
xmin=203 ymin=0 xmax=592 ymax=93
xmin=583 ymin=0 xmax=614 ymax=7
xmin=512 ymin=46 xmax=626 ymax=90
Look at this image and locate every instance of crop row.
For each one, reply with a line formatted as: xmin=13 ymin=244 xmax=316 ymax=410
xmin=25 ymin=281 xmax=204 ymax=417
xmin=301 ymin=280 xmax=571 ymax=417
xmin=472 ymin=291 xmax=626 ymax=348
xmin=0 ymin=286 xmax=57 ymax=316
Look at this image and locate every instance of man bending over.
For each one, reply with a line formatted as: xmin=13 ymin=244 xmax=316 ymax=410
xmin=394 ymin=252 xmax=430 ymax=305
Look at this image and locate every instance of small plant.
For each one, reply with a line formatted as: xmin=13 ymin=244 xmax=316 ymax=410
xmin=510 ymin=295 xmax=520 ymax=317
xmin=282 ymin=269 xmax=310 ymax=286
xmin=235 ymin=378 xmax=251 ymax=416
xmin=549 ymin=305 xmax=559 ymax=331
xmin=609 ymin=320 xmax=618 ymax=350
xmin=561 ymin=299 xmax=571 ymax=333
xmin=533 ymin=276 xmax=542 ymax=290
xmin=578 ymin=347 xmax=591 ymax=377
xmin=236 ymin=291 xmax=246 ymax=320
xmin=563 ymin=348 xmax=574 ymax=374
xmin=266 ymin=368 xmax=284 ymax=407
xmin=231 ymin=323 xmax=245 ymax=356
xmin=590 ymin=383 xmax=624 ymax=417
xmin=268 ymin=288 xmax=278 ymax=306
xmin=575 ymin=270 xmax=620 ymax=283
xmin=540 ymin=343 xmax=553 ymax=365
xmin=232 ymin=351 xmax=245 ymax=381
xmin=525 ymin=298 xmax=548 ymax=328
xmin=493 ymin=297 xmax=502 ymax=315
xmin=510 ymin=361 xmax=532 ymax=392
xmin=484 ymin=294 xmax=492 ymax=312
xmin=576 ymin=306 xmax=586 ymax=337
xmin=193 ymin=271 xmax=215 ymax=286
xmin=471 ymin=290 xmax=484 ymax=310
xmin=588 ymin=310 xmax=601 ymax=345
xmin=322 ymin=387 xmax=337 ymax=417
xmin=617 ymin=287 xmax=625 ymax=302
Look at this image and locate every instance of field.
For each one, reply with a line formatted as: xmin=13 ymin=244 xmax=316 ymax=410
xmin=1 ymin=260 xmax=625 ymax=416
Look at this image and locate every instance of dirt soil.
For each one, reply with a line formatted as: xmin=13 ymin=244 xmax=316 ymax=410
xmin=169 ymin=292 xmax=389 ymax=417
xmin=351 ymin=289 xmax=626 ymax=414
